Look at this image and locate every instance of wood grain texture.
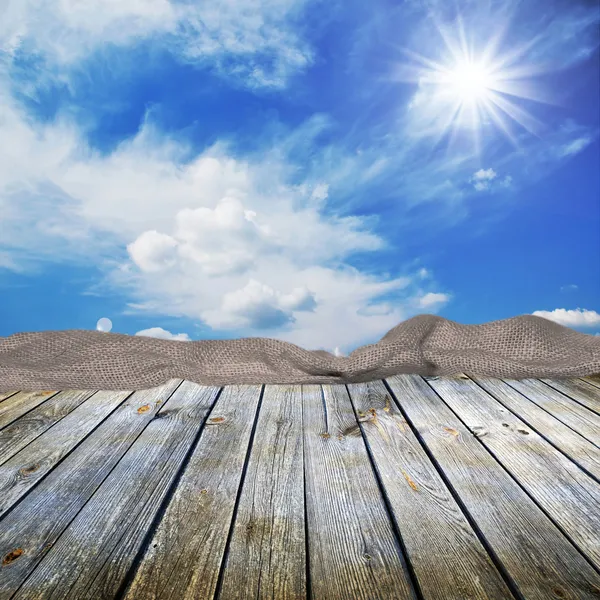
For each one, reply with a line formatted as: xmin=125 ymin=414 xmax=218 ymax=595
xmin=0 ymin=387 xmax=135 ymax=520
xmin=540 ymin=378 xmax=600 ymax=415
xmin=0 ymin=391 xmax=18 ymax=404
xmin=580 ymin=375 xmax=600 ymax=390
xmin=385 ymin=374 xmax=600 ymax=600
xmin=0 ymin=391 xmax=60 ymax=430
xmin=12 ymin=380 xmax=219 ymax=600
xmin=471 ymin=377 xmax=600 ymax=480
xmin=122 ymin=384 xmax=263 ymax=600
xmin=425 ymin=376 xmax=600 ymax=571
xmin=0 ymin=389 xmax=98 ymax=467
xmin=0 ymin=379 xmax=182 ymax=598
xmin=502 ymin=379 xmax=600 ymax=445
xmin=217 ymin=385 xmax=306 ymax=600
xmin=2 ymin=377 xmax=599 ymax=600
xmin=346 ymin=379 xmax=514 ymax=600
xmin=303 ymin=383 xmax=417 ymax=600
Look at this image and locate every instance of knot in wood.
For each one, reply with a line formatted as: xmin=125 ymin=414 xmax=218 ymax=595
xmin=2 ymin=548 xmax=24 ymax=565
xmin=19 ymin=463 xmax=41 ymax=476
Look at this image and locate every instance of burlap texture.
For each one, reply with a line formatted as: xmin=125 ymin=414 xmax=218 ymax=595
xmin=0 ymin=314 xmax=598 ymax=392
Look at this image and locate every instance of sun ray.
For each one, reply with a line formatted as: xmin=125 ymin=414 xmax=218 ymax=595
xmin=486 ymin=91 xmax=546 ymax=138
xmin=399 ymin=14 xmax=551 ymax=153
xmin=433 ymin=103 xmax=463 ymax=150
xmin=482 ymin=98 xmax=520 ymax=148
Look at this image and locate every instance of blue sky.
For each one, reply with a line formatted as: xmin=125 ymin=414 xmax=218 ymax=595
xmin=0 ymin=0 xmax=599 ymax=355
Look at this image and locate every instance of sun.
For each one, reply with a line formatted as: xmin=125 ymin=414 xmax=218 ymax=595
xmin=445 ymin=61 xmax=495 ymax=102
xmin=396 ymin=16 xmax=551 ymax=152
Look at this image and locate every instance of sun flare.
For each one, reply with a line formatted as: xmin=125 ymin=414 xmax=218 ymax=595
xmin=445 ymin=61 xmax=494 ymax=102
xmin=399 ymin=17 xmax=550 ymax=152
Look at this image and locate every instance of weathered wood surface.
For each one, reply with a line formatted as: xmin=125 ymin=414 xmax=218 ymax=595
xmin=424 ymin=376 xmax=600 ymax=571
xmin=12 ymin=379 xmax=221 ymax=600
xmin=0 ymin=376 xmax=599 ymax=600
xmin=0 ymin=391 xmax=18 ymax=404
xmin=501 ymin=378 xmax=600 ymax=445
xmin=216 ymin=385 xmax=305 ymax=600
xmin=471 ymin=377 xmax=600 ymax=480
xmin=0 ymin=391 xmax=60 ymax=430
xmin=540 ymin=378 xmax=600 ymax=415
xmin=0 ymin=388 xmax=135 ymax=520
xmin=346 ymin=380 xmax=513 ymax=599
xmin=303 ymin=384 xmax=417 ymax=600
xmin=582 ymin=375 xmax=600 ymax=390
xmin=0 ymin=389 xmax=98 ymax=467
xmin=123 ymin=384 xmax=263 ymax=600
xmin=0 ymin=379 xmax=182 ymax=597
xmin=385 ymin=374 xmax=600 ymax=600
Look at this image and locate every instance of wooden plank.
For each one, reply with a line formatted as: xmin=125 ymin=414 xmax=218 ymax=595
xmin=540 ymin=378 xmax=600 ymax=415
xmin=0 ymin=391 xmax=19 ymax=404
xmin=12 ymin=380 xmax=221 ymax=600
xmin=386 ymin=375 xmax=600 ymax=597
xmin=581 ymin=374 xmax=600 ymax=389
xmin=217 ymin=385 xmax=306 ymax=600
xmin=0 ymin=379 xmax=183 ymax=598
xmin=0 ymin=387 xmax=136 ymax=519
xmin=346 ymin=380 xmax=514 ymax=600
xmin=0 ymin=391 xmax=60 ymax=430
xmin=423 ymin=375 xmax=600 ymax=571
xmin=502 ymin=379 xmax=600 ymax=445
xmin=0 ymin=390 xmax=98 ymax=467
xmin=121 ymin=384 xmax=263 ymax=600
xmin=302 ymin=384 xmax=417 ymax=600
xmin=385 ymin=375 xmax=600 ymax=599
xmin=471 ymin=377 xmax=600 ymax=480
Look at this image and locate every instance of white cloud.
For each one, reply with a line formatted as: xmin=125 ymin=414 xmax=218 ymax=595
xmin=180 ymin=0 xmax=313 ymax=88
xmin=471 ymin=168 xmax=497 ymax=191
xmin=469 ymin=168 xmax=514 ymax=192
xmin=126 ymin=196 xmax=273 ymax=277
xmin=200 ymin=278 xmax=316 ymax=329
xmin=310 ymin=182 xmax=329 ymax=204
xmin=127 ymin=230 xmax=179 ymax=273
xmin=416 ymin=292 xmax=451 ymax=309
xmin=0 ymin=95 xmax=435 ymax=354
xmin=0 ymin=0 xmax=315 ymax=88
xmin=472 ymin=168 xmax=497 ymax=182
xmin=532 ymin=308 xmax=600 ymax=328
xmin=135 ymin=327 xmax=191 ymax=341
xmin=0 ymin=0 xmax=176 ymax=60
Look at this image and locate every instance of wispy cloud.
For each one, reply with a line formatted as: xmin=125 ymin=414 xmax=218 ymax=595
xmin=555 ymin=137 xmax=592 ymax=158
xmin=560 ymin=284 xmax=579 ymax=293
xmin=1 ymin=0 xmax=317 ymax=89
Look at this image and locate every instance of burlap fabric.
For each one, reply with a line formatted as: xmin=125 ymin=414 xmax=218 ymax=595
xmin=0 ymin=314 xmax=598 ymax=392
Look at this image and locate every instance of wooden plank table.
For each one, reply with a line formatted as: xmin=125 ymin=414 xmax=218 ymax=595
xmin=0 ymin=375 xmax=599 ymax=599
